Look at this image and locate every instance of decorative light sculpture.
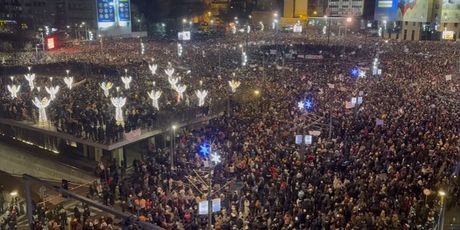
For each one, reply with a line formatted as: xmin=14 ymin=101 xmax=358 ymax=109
xmin=165 ymin=68 xmax=175 ymax=78
xmin=147 ymin=90 xmax=162 ymax=110
xmin=32 ymin=97 xmax=50 ymax=124
xmin=175 ymin=84 xmax=187 ymax=102
xmin=259 ymin=21 xmax=264 ymax=31
xmin=100 ymin=82 xmax=113 ymax=97
xmin=168 ymin=76 xmax=179 ymax=90
xmin=7 ymin=85 xmax=21 ymax=99
xmin=111 ymin=97 xmax=127 ymax=125
xmin=177 ymin=43 xmax=183 ymax=57
xmin=45 ymin=86 xmax=60 ymax=101
xmin=210 ymin=152 xmax=221 ymax=164
xmin=228 ymin=79 xmax=241 ymax=93
xmin=64 ymin=77 xmax=74 ymax=89
xmin=195 ymin=90 xmax=208 ymax=107
xmin=121 ymin=76 xmax=132 ymax=89
xmin=24 ymin=73 xmax=36 ymax=91
xmin=149 ymin=64 xmax=158 ymax=75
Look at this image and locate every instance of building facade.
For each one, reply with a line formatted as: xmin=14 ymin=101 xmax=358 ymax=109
xmin=327 ymin=0 xmax=365 ymax=17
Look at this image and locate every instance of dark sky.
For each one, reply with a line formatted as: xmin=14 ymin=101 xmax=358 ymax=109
xmin=132 ymin=0 xmax=206 ymax=22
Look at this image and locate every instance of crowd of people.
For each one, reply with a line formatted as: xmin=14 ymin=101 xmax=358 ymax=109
xmin=1 ymin=31 xmax=460 ymax=229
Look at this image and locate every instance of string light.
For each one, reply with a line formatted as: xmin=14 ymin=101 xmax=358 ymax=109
xmin=175 ymin=84 xmax=187 ymax=102
xmin=195 ymin=90 xmax=208 ymax=107
xmin=45 ymin=86 xmax=60 ymax=101
xmin=7 ymin=85 xmax=21 ymax=98
xmin=149 ymin=64 xmax=158 ymax=75
xmin=100 ymin=82 xmax=113 ymax=97
xmin=24 ymin=73 xmax=36 ymax=91
xmin=121 ymin=76 xmax=132 ymax=89
xmin=228 ymin=79 xmax=241 ymax=93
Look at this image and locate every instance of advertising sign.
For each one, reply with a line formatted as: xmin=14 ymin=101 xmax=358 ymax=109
xmin=178 ymin=31 xmax=191 ymax=40
xmin=118 ymin=0 xmax=130 ymax=21
xmin=441 ymin=0 xmax=460 ymax=22
xmin=293 ymin=24 xmax=302 ymax=33
xmin=96 ymin=0 xmax=115 ymax=23
xmin=401 ymin=0 xmax=431 ymax=22
xmin=198 ymin=199 xmax=221 ymax=215
xmin=442 ymin=30 xmax=455 ymax=40
xmin=375 ymin=0 xmax=400 ymax=21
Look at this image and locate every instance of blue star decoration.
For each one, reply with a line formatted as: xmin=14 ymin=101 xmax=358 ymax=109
xmin=199 ymin=143 xmax=210 ymax=158
xmin=350 ymin=67 xmax=360 ymax=78
xmin=304 ymin=98 xmax=313 ymax=110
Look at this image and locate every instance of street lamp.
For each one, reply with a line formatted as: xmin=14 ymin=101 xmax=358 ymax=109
xmin=171 ymin=125 xmax=177 ymax=170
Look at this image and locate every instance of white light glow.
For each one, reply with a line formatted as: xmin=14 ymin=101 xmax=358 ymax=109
xmin=121 ymin=76 xmax=132 ymax=89
xmin=24 ymin=73 xmax=36 ymax=91
xmin=100 ymin=82 xmax=113 ymax=97
xmin=64 ymin=77 xmax=74 ymax=89
xmin=45 ymin=86 xmax=60 ymax=101
xmin=148 ymin=90 xmax=162 ymax=110
xmin=228 ymin=79 xmax=241 ymax=93
xmin=7 ymin=85 xmax=21 ymax=98
xmin=111 ymin=97 xmax=127 ymax=125
xmin=210 ymin=152 xmax=221 ymax=164
xmin=175 ymin=84 xmax=187 ymax=102
xmin=32 ymin=97 xmax=50 ymax=124
xmin=149 ymin=64 xmax=158 ymax=75
xmin=195 ymin=90 xmax=208 ymax=107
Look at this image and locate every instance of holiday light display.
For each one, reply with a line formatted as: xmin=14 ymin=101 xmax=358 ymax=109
xmin=147 ymin=90 xmax=162 ymax=110
xmin=165 ymin=68 xmax=175 ymax=78
xmin=121 ymin=76 xmax=132 ymax=89
xmin=24 ymin=73 xmax=36 ymax=91
xmin=175 ymin=84 xmax=187 ymax=102
xmin=111 ymin=97 xmax=127 ymax=125
xmin=45 ymin=86 xmax=60 ymax=101
xmin=7 ymin=85 xmax=21 ymax=99
xmin=100 ymin=82 xmax=113 ymax=97
xmin=228 ymin=79 xmax=241 ymax=93
xmin=64 ymin=77 xmax=74 ymax=89
xmin=195 ymin=90 xmax=208 ymax=107
xmin=149 ymin=64 xmax=158 ymax=76
xmin=168 ymin=76 xmax=179 ymax=90
xmin=32 ymin=97 xmax=50 ymax=124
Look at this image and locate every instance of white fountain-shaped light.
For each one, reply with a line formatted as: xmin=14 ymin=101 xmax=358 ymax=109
xmin=165 ymin=67 xmax=175 ymax=78
xmin=111 ymin=97 xmax=127 ymax=125
xmin=100 ymin=82 xmax=113 ymax=97
xmin=64 ymin=77 xmax=74 ymax=89
xmin=175 ymin=84 xmax=187 ymax=102
xmin=147 ymin=90 xmax=162 ymax=110
xmin=7 ymin=85 xmax=21 ymax=99
xmin=121 ymin=76 xmax=132 ymax=89
xmin=149 ymin=64 xmax=158 ymax=76
xmin=228 ymin=79 xmax=241 ymax=93
xmin=32 ymin=97 xmax=50 ymax=124
xmin=45 ymin=85 xmax=60 ymax=101
xmin=168 ymin=76 xmax=179 ymax=90
xmin=195 ymin=90 xmax=208 ymax=107
xmin=24 ymin=73 xmax=36 ymax=91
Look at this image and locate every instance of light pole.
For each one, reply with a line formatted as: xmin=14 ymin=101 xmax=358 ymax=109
xmin=207 ymin=146 xmax=221 ymax=230
xmin=325 ymin=15 xmax=331 ymax=45
xmin=438 ymin=190 xmax=446 ymax=230
xmin=345 ymin=17 xmax=352 ymax=37
xmin=171 ymin=125 xmax=177 ymax=170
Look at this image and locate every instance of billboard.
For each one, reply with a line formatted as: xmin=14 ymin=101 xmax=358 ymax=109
xmin=401 ymin=0 xmax=431 ymax=22
xmin=375 ymin=0 xmax=432 ymax=22
xmin=375 ymin=0 xmax=400 ymax=21
xmin=96 ymin=0 xmax=132 ymax=37
xmin=118 ymin=0 xmax=130 ymax=21
xmin=442 ymin=30 xmax=455 ymax=39
xmin=96 ymin=0 xmax=115 ymax=23
xmin=178 ymin=31 xmax=191 ymax=40
xmin=441 ymin=0 xmax=460 ymax=22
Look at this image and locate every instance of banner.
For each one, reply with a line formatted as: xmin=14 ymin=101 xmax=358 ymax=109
xmin=376 ymin=118 xmax=384 ymax=126
xmin=96 ymin=0 xmax=115 ymax=23
xmin=304 ymin=55 xmax=324 ymax=60
xmin=118 ymin=0 xmax=131 ymax=21
xmin=124 ymin=128 xmax=141 ymax=141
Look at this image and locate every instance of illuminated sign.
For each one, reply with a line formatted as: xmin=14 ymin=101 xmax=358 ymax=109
xmin=96 ymin=0 xmax=115 ymax=23
xmin=293 ymin=24 xmax=302 ymax=33
xmin=375 ymin=0 xmax=399 ymax=21
xmin=178 ymin=31 xmax=191 ymax=40
xmin=442 ymin=30 xmax=455 ymax=40
xmin=47 ymin=37 xmax=55 ymax=50
xmin=118 ymin=0 xmax=130 ymax=21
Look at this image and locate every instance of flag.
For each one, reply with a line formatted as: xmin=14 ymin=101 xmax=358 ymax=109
xmin=446 ymin=75 xmax=452 ymax=81
xmin=376 ymin=118 xmax=384 ymax=126
xmin=345 ymin=101 xmax=355 ymax=109
xmin=327 ymin=83 xmax=335 ymax=88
